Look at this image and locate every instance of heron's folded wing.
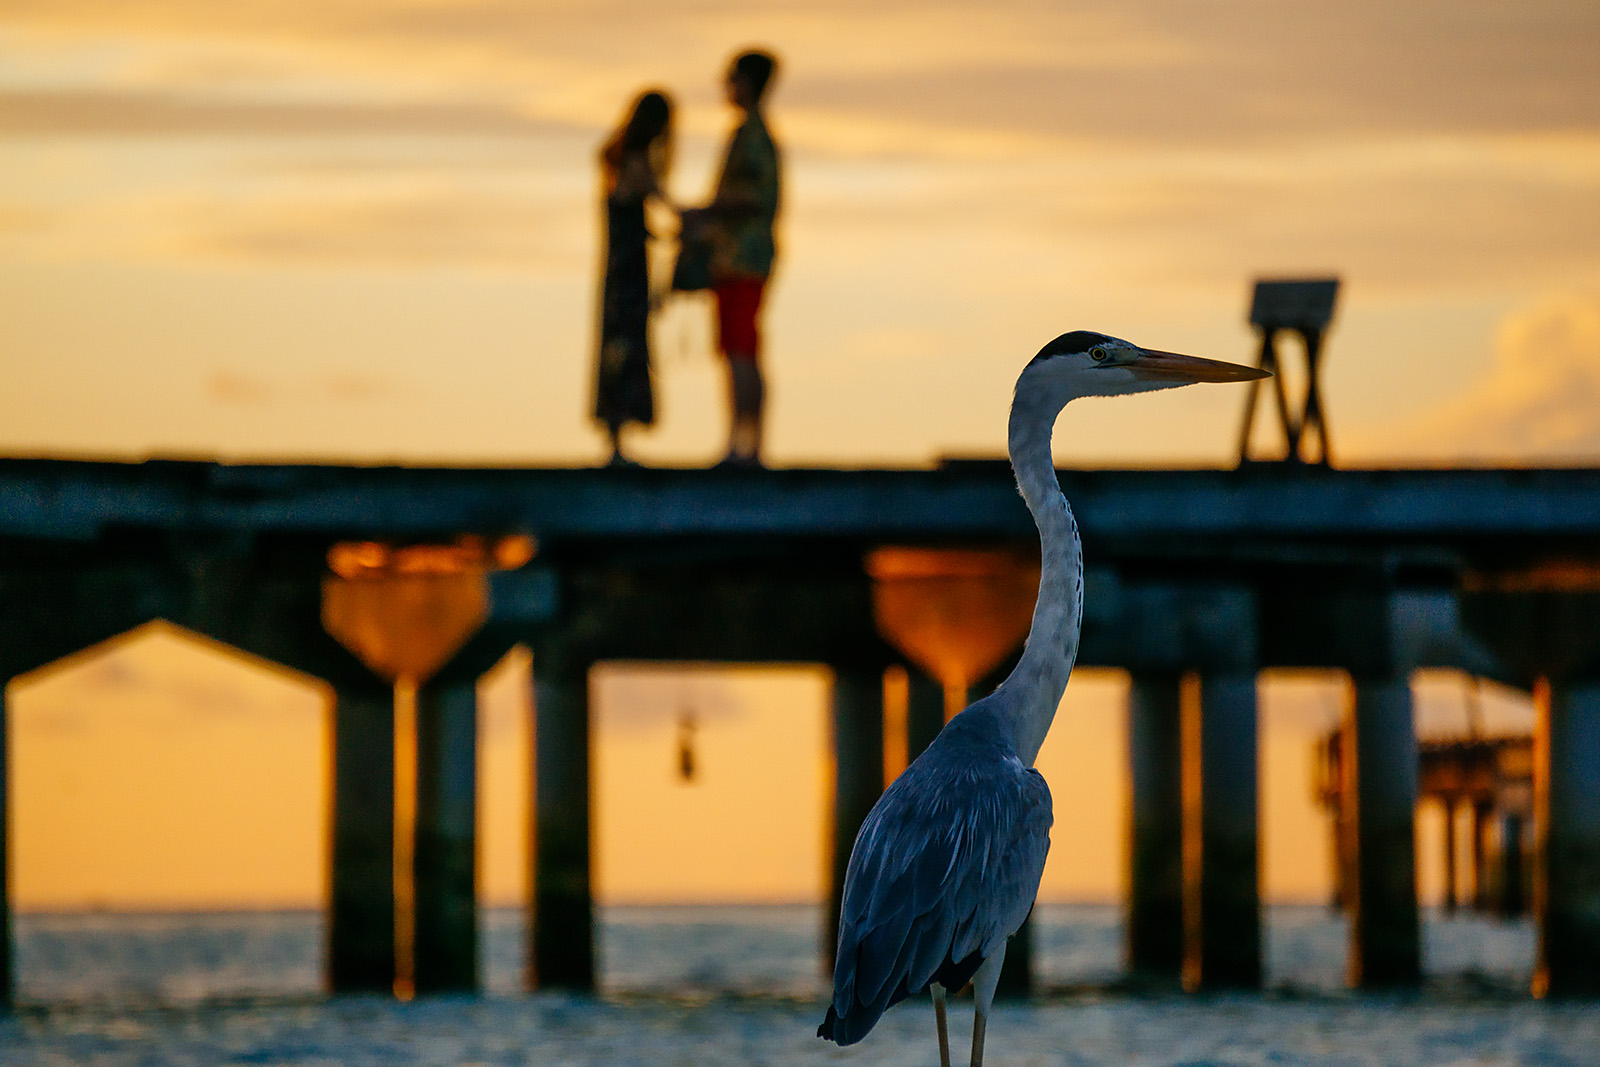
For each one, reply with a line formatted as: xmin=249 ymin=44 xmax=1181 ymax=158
xmin=946 ymin=762 xmax=1052 ymax=965
xmin=837 ymin=756 xmax=1052 ymax=1011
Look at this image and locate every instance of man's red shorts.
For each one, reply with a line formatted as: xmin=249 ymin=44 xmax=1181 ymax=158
xmin=714 ymin=277 xmax=767 ymax=360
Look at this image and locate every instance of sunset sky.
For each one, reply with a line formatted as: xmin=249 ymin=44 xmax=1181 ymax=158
xmin=2 ymin=1 xmax=1593 ymax=916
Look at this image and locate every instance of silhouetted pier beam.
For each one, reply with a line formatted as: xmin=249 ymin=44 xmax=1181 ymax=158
xmin=530 ymin=656 xmax=595 ymax=990
xmin=413 ymin=637 xmax=510 ymax=994
xmin=827 ymin=667 xmax=886 ymax=968
xmin=1342 ymin=674 xmax=1421 ymax=988
xmin=329 ymin=671 xmax=398 ymax=993
xmin=1535 ymin=678 xmax=1600 ymax=997
xmin=1127 ymin=671 xmax=1184 ymax=984
xmin=1183 ymin=671 xmax=1262 ymax=990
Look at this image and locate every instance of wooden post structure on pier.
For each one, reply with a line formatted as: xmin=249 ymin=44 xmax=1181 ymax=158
xmin=1534 ymin=678 xmax=1600 ymax=998
xmin=827 ymin=668 xmax=886 ymax=967
xmin=1127 ymin=671 xmax=1184 ymax=983
xmin=1237 ymin=277 xmax=1339 ymax=466
xmin=530 ymin=658 xmax=595 ymax=990
xmin=1342 ymin=674 xmax=1421 ymax=987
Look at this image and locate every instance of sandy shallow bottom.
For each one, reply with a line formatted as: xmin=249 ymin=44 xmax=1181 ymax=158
xmin=7 ymin=991 xmax=1600 ymax=1067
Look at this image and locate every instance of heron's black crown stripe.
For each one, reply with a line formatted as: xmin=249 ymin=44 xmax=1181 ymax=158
xmin=1028 ymin=330 xmax=1118 ymax=365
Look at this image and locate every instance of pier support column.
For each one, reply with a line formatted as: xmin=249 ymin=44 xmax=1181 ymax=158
xmin=995 ymin=896 xmax=1033 ymax=999
xmin=530 ymin=660 xmax=594 ymax=990
xmin=1127 ymin=671 xmax=1184 ymax=983
xmin=1471 ymin=801 xmax=1493 ymax=910
xmin=827 ymin=668 xmax=885 ymax=967
xmin=1442 ymin=798 xmax=1459 ymax=913
xmin=1342 ymin=674 xmax=1420 ymax=988
xmin=329 ymin=673 xmax=397 ymax=993
xmin=1500 ymin=812 xmax=1528 ymax=917
xmin=905 ymin=668 xmax=945 ymax=765
xmin=1182 ymin=672 xmax=1261 ymax=990
xmin=413 ymin=668 xmax=481 ymax=993
xmin=1535 ymin=678 xmax=1600 ymax=997
xmin=0 ymin=680 xmax=11 ymax=1013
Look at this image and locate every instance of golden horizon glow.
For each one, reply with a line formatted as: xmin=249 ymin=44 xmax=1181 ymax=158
xmin=13 ymin=631 xmax=1507 ymax=913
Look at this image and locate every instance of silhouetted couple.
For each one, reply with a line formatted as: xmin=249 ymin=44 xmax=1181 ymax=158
xmin=593 ymin=49 xmax=780 ymax=469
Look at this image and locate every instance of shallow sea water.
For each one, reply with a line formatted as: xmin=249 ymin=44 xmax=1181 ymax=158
xmin=7 ymin=904 xmax=1591 ymax=1067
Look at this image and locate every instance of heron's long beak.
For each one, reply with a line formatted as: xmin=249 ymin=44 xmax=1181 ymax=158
xmin=1129 ymin=348 xmax=1271 ymax=383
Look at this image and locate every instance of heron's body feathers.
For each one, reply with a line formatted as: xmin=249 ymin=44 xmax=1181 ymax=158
xmin=819 ymin=707 xmax=1052 ymax=1045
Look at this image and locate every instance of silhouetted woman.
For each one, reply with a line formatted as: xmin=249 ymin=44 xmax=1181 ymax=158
xmin=594 ymin=90 xmax=674 ymax=466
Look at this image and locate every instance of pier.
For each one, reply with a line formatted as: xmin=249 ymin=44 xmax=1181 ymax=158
xmin=3 ymin=457 xmax=1600 ymax=1003
xmin=1317 ymin=732 xmax=1536 ymax=916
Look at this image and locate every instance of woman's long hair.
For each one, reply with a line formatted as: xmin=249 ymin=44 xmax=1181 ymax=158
xmin=603 ymin=89 xmax=673 ymax=187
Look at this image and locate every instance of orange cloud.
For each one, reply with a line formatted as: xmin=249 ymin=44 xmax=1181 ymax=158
xmin=1376 ymin=289 xmax=1600 ymax=463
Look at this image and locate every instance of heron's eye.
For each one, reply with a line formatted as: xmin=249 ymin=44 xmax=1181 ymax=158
xmin=1090 ymin=346 xmax=1108 ymax=362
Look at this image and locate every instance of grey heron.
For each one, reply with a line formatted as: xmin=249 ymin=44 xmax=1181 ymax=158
xmin=818 ymin=331 xmax=1268 ymax=1067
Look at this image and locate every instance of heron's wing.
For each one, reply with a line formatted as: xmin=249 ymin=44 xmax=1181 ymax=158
xmin=820 ymin=748 xmax=1052 ymax=1046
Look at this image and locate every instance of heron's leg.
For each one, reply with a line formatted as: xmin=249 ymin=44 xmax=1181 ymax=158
xmin=931 ymin=983 xmax=951 ymax=1067
xmin=968 ymin=945 xmax=1007 ymax=1067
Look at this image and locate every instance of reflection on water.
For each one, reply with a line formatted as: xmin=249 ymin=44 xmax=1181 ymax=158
xmin=14 ymin=903 xmax=1535 ymax=1007
xmin=16 ymin=909 xmax=323 ymax=1006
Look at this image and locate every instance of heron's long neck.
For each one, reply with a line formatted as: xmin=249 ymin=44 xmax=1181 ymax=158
xmin=996 ymin=389 xmax=1082 ymax=765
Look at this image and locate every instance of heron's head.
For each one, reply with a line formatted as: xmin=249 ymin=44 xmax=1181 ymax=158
xmin=1020 ymin=330 xmax=1268 ymax=405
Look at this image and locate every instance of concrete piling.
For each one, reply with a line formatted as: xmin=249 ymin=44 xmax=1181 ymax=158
xmin=1500 ymin=812 xmax=1528 ymax=917
xmin=413 ymin=670 xmax=481 ymax=993
xmin=530 ymin=661 xmax=595 ymax=990
xmin=0 ymin=682 xmax=10 ymax=1012
xmin=1535 ymin=679 xmax=1600 ymax=997
xmin=329 ymin=674 xmax=398 ymax=993
xmin=1442 ymin=798 xmax=1459 ymax=912
xmin=1183 ymin=672 xmax=1261 ymax=990
xmin=1471 ymin=801 xmax=1493 ymax=910
xmin=1127 ymin=671 xmax=1184 ymax=983
xmin=905 ymin=668 xmax=945 ymax=765
xmin=1342 ymin=674 xmax=1421 ymax=988
xmin=827 ymin=668 xmax=886 ymax=967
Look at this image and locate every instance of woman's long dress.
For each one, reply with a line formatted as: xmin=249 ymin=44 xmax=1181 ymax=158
xmin=593 ymin=177 xmax=655 ymax=430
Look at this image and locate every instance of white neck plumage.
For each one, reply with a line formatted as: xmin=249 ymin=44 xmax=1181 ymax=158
xmin=989 ymin=382 xmax=1082 ymax=766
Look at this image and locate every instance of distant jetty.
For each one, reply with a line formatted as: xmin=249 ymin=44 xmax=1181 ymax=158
xmin=2 ymin=457 xmax=1599 ymax=1003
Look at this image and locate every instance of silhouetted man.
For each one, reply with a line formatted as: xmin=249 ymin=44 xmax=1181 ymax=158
xmin=707 ymin=49 xmax=780 ymax=467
